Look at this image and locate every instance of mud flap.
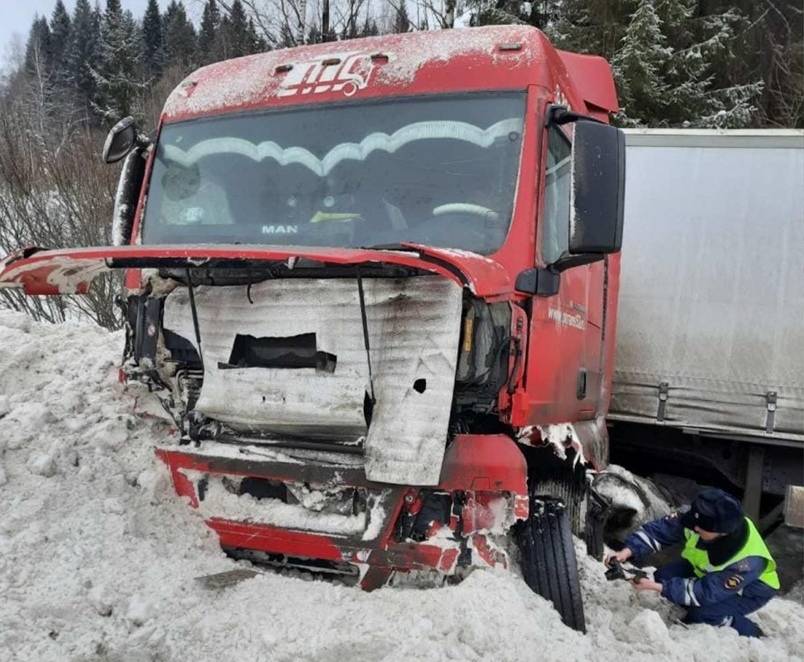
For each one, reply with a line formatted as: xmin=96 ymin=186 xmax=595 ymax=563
xmin=584 ymin=487 xmax=610 ymax=561
xmin=360 ymin=566 xmax=393 ymax=592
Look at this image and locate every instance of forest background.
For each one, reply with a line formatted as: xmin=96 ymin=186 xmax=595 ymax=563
xmin=1 ymin=0 xmax=801 ymax=326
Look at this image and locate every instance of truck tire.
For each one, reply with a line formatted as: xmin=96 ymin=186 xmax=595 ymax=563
xmin=516 ymin=496 xmax=586 ymax=632
xmin=525 ymin=447 xmax=587 ymax=536
xmin=530 ymin=473 xmax=586 ymax=534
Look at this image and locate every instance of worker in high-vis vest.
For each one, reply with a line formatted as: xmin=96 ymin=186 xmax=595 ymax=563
xmin=605 ymin=488 xmax=779 ymax=638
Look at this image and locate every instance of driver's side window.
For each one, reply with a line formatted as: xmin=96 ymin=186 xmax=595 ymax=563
xmin=541 ymin=125 xmax=572 ymax=265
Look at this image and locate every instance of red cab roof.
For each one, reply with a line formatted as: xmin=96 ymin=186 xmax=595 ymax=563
xmin=163 ymin=26 xmax=574 ymax=123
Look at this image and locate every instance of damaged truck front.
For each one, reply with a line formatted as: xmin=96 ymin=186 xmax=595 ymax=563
xmin=0 ymin=26 xmax=625 ymax=631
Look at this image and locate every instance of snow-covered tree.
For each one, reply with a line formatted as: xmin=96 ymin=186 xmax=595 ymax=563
xmin=24 ymin=17 xmax=52 ymax=80
xmin=219 ymin=0 xmax=262 ymax=58
xmin=249 ymin=19 xmax=268 ymax=51
xmin=467 ymin=1 xmax=528 ymax=26
xmin=709 ymin=0 xmax=802 ymax=128
xmin=163 ymin=1 xmax=197 ymax=70
xmin=549 ymin=0 xmax=628 ymax=59
xmin=65 ymin=0 xmax=101 ymax=115
xmin=91 ymin=0 xmax=146 ymax=122
xmin=658 ymin=1 xmax=761 ymax=128
xmin=360 ymin=15 xmax=380 ymax=37
xmin=552 ymin=0 xmax=762 ymax=128
xmin=612 ymin=0 xmax=671 ymax=126
xmin=49 ymin=1 xmax=72 ymax=86
xmin=392 ymin=0 xmax=411 ymax=33
xmin=198 ymin=0 xmax=221 ymax=65
xmin=142 ymin=0 xmax=165 ymax=79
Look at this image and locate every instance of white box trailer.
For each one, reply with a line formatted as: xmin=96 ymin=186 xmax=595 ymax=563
xmin=609 ymin=129 xmax=804 ymax=522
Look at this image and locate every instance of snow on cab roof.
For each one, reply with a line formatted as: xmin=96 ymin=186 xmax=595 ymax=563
xmin=163 ymin=26 xmax=550 ymax=122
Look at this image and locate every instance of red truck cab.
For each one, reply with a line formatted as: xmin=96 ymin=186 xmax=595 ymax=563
xmin=0 ymin=26 xmax=625 ymax=631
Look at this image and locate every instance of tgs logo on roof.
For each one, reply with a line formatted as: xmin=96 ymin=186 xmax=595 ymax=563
xmin=277 ymin=53 xmax=376 ymax=98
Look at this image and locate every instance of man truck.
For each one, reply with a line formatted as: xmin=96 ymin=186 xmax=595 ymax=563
xmin=0 ymin=26 xmax=626 ymax=632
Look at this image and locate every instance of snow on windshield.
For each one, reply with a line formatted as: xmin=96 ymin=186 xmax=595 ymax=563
xmin=142 ymin=93 xmax=525 ymax=255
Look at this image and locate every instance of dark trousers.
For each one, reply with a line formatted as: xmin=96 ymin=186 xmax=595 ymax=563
xmin=654 ymin=559 xmax=773 ymax=638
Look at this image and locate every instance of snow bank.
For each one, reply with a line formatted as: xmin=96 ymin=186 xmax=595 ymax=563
xmin=1 ymin=310 xmax=802 ymax=662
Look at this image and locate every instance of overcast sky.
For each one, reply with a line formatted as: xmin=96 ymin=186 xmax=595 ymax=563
xmin=0 ymin=0 xmax=201 ymax=62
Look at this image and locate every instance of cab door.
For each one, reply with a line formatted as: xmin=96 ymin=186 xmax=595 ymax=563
xmin=522 ymin=122 xmax=602 ymax=424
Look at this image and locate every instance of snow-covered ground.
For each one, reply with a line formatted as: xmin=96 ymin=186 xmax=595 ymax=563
xmin=0 ymin=310 xmax=802 ymax=662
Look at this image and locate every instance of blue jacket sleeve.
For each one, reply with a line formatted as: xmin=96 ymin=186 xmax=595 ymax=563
xmin=624 ymin=513 xmax=686 ymax=560
xmin=660 ymin=556 xmax=769 ymax=607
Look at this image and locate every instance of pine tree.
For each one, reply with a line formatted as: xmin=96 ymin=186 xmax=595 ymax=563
xmin=468 ymin=1 xmax=528 ymax=26
xmin=306 ymin=24 xmax=323 ymax=45
xmin=657 ymin=1 xmax=760 ymax=127
xmin=612 ymin=0 xmax=671 ymax=126
xmin=705 ymin=0 xmax=802 ymax=127
xmin=549 ymin=0 xmax=630 ymax=61
xmin=523 ymin=0 xmax=562 ymax=30
xmin=393 ymin=1 xmax=411 ymax=33
xmin=216 ymin=0 xmax=264 ymax=58
xmin=163 ymin=1 xmax=197 ymax=69
xmin=92 ymin=0 xmax=145 ymax=122
xmin=24 ymin=17 xmax=52 ymax=80
xmin=65 ymin=0 xmax=101 ymax=115
xmin=248 ymin=19 xmax=267 ymax=53
xmin=142 ymin=0 xmax=164 ymax=79
xmin=550 ymin=0 xmax=761 ymax=128
xmin=198 ymin=0 xmax=221 ymax=65
xmin=219 ymin=0 xmax=258 ymax=58
xmin=49 ymin=1 xmax=72 ymax=85
xmin=360 ymin=16 xmax=379 ymax=37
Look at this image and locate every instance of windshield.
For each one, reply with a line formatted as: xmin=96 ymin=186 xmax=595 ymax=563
xmin=141 ymin=94 xmax=525 ymax=254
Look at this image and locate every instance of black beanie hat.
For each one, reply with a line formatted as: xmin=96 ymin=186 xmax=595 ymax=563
xmin=681 ymin=488 xmax=744 ymax=534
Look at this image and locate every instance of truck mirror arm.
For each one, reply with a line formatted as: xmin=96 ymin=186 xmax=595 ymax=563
xmin=514 ymin=267 xmax=560 ymax=297
xmin=550 ymin=253 xmax=606 ymax=272
xmin=515 ymin=252 xmax=606 ymax=297
xmin=546 ymin=104 xmax=606 ymax=128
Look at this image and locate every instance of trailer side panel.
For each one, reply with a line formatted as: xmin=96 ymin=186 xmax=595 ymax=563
xmin=611 ymin=130 xmax=804 ymax=443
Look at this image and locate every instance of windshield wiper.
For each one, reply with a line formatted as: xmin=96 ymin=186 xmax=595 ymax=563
xmin=360 ymin=242 xmax=421 ymax=252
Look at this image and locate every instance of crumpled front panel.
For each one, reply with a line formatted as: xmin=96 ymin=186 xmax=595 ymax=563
xmin=163 ymin=276 xmax=463 ymax=485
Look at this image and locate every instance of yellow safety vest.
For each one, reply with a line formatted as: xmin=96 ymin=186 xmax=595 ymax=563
xmin=681 ymin=517 xmax=780 ymax=590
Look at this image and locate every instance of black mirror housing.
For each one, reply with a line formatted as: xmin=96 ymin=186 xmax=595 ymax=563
xmin=103 ymin=116 xmax=139 ymax=164
xmin=569 ymin=121 xmax=626 ymax=255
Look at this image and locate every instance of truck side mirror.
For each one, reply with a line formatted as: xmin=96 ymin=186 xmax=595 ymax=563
xmin=112 ymin=149 xmax=147 ymax=246
xmin=568 ymin=120 xmax=625 ymax=255
xmin=103 ymin=116 xmax=148 ymax=164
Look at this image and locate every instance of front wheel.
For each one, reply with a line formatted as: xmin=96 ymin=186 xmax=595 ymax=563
xmin=516 ymin=497 xmax=586 ymax=632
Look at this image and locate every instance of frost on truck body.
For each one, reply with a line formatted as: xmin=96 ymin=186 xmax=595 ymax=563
xmin=163 ymin=275 xmax=463 ymax=486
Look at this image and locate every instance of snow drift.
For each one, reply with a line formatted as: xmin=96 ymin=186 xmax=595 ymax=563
xmin=0 ymin=310 xmax=802 ymax=662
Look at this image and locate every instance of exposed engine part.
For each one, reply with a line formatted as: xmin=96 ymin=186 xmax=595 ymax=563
xmin=158 ymin=275 xmax=463 ymax=485
xmin=124 ymin=269 xmax=517 ymax=464
xmin=395 ymin=491 xmax=453 ymax=542
xmin=454 ymin=299 xmax=511 ymax=414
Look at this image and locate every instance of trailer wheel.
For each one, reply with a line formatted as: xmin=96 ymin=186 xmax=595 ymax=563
xmin=516 ymin=496 xmax=586 ymax=632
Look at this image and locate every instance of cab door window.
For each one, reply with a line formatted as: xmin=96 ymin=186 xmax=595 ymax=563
xmin=541 ymin=126 xmax=572 ymax=265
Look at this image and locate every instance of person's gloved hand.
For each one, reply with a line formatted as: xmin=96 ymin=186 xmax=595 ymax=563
xmin=604 ymin=547 xmax=633 ymax=566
